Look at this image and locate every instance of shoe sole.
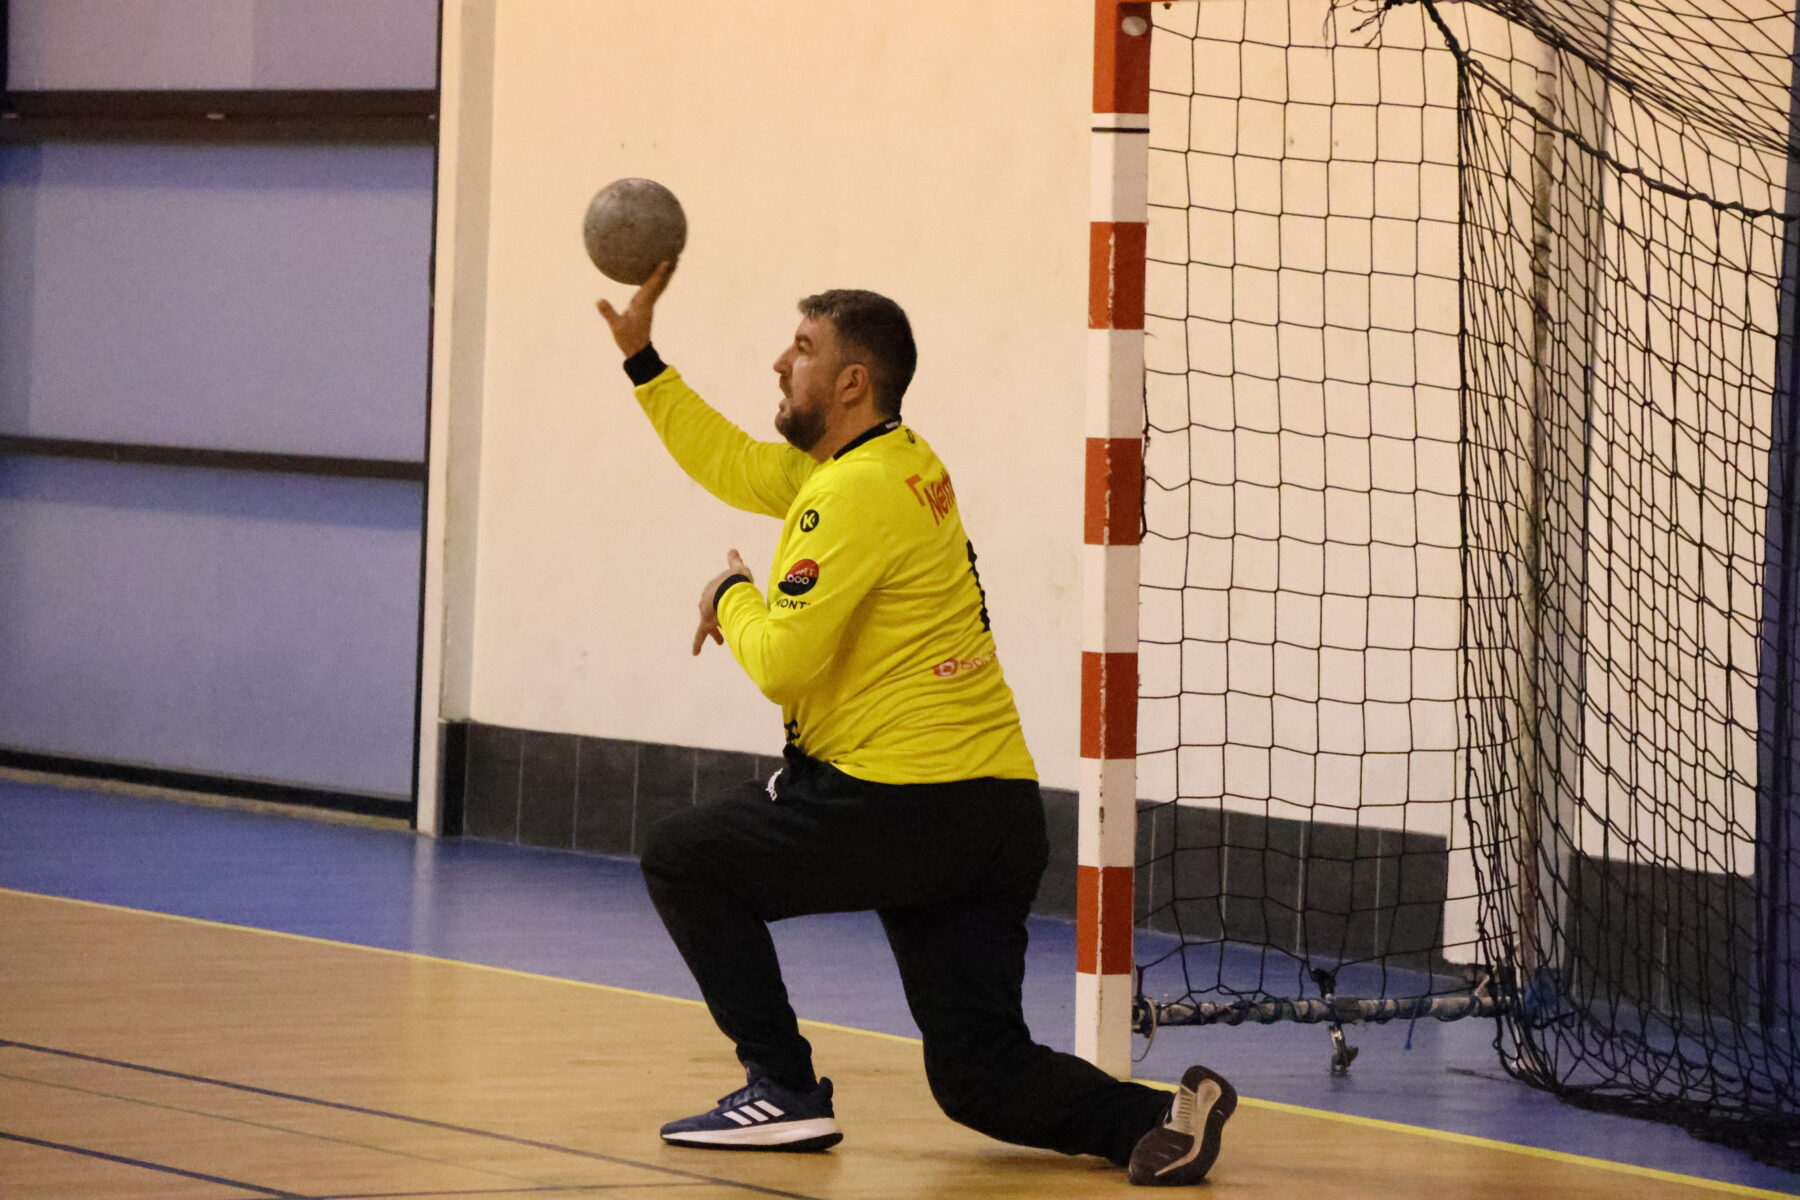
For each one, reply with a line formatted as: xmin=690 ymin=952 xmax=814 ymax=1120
xmin=661 ymin=1117 xmax=842 ymax=1153
xmin=1127 ymin=1066 xmax=1237 ymax=1186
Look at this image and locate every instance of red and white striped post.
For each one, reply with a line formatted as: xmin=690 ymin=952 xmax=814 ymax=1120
xmin=1079 ymin=0 xmax=1150 ymax=1076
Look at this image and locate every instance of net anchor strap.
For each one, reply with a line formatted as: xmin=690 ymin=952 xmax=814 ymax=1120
xmin=1137 ymin=993 xmax=1506 ymax=1028
xmin=1310 ymin=969 xmax=1363 ymax=1075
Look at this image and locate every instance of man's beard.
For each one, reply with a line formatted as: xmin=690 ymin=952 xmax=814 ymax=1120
xmin=776 ymin=398 xmax=828 ymax=452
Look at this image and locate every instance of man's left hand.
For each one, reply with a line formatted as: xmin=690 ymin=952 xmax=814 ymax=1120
xmin=694 ymin=549 xmax=753 ymax=656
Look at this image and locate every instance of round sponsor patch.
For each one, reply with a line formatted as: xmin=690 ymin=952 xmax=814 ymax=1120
xmin=779 ymin=559 xmax=819 ymax=596
xmin=799 ymin=509 xmax=820 ymax=532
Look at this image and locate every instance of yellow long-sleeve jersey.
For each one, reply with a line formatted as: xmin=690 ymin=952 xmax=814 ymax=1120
xmin=630 ymin=353 xmax=1036 ymax=785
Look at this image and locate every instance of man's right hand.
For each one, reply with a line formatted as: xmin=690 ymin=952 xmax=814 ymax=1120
xmin=596 ymin=259 xmax=677 ymax=357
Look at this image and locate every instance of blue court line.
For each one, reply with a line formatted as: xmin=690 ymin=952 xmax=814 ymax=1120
xmin=0 ymin=1040 xmax=829 ymax=1200
xmin=0 ymin=1128 xmax=303 ymax=1197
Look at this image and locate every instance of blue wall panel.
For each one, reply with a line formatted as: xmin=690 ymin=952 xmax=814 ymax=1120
xmin=0 ymin=458 xmax=422 ymax=797
xmin=6 ymin=0 xmax=440 ymax=91
xmin=0 ymin=143 xmax=433 ymax=460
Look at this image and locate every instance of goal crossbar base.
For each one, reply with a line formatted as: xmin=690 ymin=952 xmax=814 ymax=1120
xmin=1134 ymin=992 xmax=1504 ymax=1032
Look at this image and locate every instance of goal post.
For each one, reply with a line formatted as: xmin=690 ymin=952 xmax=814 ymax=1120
xmin=1078 ymin=0 xmax=1152 ymax=1077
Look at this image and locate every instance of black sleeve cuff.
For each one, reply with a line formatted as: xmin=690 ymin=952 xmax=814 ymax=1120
xmin=623 ymin=343 xmax=668 ymax=386
xmin=712 ymin=573 xmax=752 ymax=613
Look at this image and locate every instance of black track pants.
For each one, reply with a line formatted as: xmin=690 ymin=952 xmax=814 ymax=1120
xmin=639 ymin=749 xmax=1171 ymax=1166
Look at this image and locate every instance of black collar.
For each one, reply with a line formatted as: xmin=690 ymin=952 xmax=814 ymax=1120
xmin=832 ymin=419 xmax=902 ymax=460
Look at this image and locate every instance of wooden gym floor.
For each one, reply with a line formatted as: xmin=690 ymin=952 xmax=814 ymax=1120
xmin=4 ymin=886 xmax=1792 ymax=1200
xmin=0 ymin=784 xmax=1792 ymax=1194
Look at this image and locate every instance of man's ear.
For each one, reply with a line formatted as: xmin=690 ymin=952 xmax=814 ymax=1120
xmin=837 ymin=362 xmax=871 ymax=405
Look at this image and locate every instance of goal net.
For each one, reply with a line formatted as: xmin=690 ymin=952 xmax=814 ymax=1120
xmin=1134 ymin=0 xmax=1800 ymax=1166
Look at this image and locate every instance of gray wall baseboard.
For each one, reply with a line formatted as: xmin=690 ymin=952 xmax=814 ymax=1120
xmin=441 ymin=719 xmax=1451 ymax=940
xmin=441 ymin=719 xmax=1082 ymax=916
xmin=442 ymin=720 xmax=1750 ymax=1014
xmin=440 ymin=720 xmax=1448 ymax=944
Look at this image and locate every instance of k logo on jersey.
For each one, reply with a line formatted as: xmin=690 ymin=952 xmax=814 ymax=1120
xmin=799 ymin=509 xmax=820 ymax=533
xmin=779 ymin=559 xmax=819 ymax=596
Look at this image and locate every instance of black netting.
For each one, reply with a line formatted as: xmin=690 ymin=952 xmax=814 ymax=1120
xmin=1136 ymin=0 xmax=1800 ymax=1167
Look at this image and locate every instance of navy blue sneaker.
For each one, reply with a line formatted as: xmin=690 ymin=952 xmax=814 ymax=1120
xmin=1127 ymin=1065 xmax=1236 ymax=1186
xmin=659 ymin=1075 xmax=842 ymax=1151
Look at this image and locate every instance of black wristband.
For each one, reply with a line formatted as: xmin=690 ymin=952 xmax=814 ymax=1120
xmin=623 ymin=343 xmax=668 ymax=386
xmin=712 ymin=573 xmax=751 ymax=613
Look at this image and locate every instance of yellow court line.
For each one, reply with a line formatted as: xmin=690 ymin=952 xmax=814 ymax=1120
xmin=4 ymin=886 xmax=1793 ymax=1199
xmin=1230 ymin=1096 xmax=1797 ymax=1200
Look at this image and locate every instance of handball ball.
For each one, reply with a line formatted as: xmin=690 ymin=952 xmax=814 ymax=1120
xmin=582 ymin=177 xmax=688 ymax=285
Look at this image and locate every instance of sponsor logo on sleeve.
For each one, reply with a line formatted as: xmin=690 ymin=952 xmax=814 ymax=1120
xmin=933 ymin=653 xmax=992 ymax=678
xmin=778 ymin=559 xmax=819 ymax=596
xmin=798 ymin=509 xmax=820 ymax=532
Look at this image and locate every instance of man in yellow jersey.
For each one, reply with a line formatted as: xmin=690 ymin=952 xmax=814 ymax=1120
xmin=595 ymin=263 xmax=1235 ymax=1186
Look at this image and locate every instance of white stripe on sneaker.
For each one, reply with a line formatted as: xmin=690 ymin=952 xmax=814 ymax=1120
xmin=723 ymin=1110 xmax=753 ymax=1126
xmin=1155 ymin=1079 xmax=1223 ymax=1177
xmin=753 ymin=1100 xmax=785 ymax=1118
xmin=664 ymin=1117 xmax=841 ymax=1148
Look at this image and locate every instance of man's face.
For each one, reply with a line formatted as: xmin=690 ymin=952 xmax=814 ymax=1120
xmin=772 ymin=316 xmax=842 ymax=453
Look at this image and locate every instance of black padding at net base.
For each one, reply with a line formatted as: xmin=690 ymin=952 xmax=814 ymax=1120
xmin=1137 ymin=0 xmax=1799 ymax=1168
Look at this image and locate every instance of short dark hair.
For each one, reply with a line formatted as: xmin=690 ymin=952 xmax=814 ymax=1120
xmin=797 ymin=289 xmax=917 ymax=418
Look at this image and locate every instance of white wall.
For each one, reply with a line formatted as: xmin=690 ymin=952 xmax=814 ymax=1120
xmin=435 ymin=0 xmax=1782 ymax=868
xmin=1570 ymin=68 xmax=1783 ymax=880
xmin=1135 ymin=0 xmax=1547 ymax=964
xmin=420 ymin=0 xmax=500 ymax=832
xmin=438 ymin=0 xmax=1094 ymax=787
xmin=1139 ymin=0 xmax=1470 ymax=836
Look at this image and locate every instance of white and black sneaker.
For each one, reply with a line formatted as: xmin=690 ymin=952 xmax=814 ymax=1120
xmin=1126 ymin=1065 xmax=1237 ymax=1186
xmin=659 ymin=1075 xmax=842 ymax=1152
